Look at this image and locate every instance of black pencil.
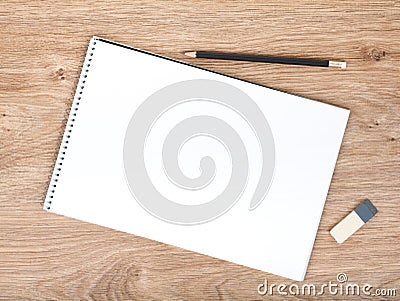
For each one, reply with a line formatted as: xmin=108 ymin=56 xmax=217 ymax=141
xmin=184 ymin=51 xmax=346 ymax=69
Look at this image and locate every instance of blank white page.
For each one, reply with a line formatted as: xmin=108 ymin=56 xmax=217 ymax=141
xmin=44 ymin=36 xmax=349 ymax=281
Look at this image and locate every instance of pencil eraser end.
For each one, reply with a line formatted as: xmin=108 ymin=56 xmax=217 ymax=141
xmin=329 ymin=61 xmax=347 ymax=69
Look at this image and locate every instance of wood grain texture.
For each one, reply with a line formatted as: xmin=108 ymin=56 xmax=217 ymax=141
xmin=0 ymin=1 xmax=399 ymax=300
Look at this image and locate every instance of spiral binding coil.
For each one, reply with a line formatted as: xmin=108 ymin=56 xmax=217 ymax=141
xmin=44 ymin=38 xmax=98 ymax=210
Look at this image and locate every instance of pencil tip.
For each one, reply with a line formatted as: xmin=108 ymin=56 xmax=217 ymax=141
xmin=184 ymin=51 xmax=197 ymax=58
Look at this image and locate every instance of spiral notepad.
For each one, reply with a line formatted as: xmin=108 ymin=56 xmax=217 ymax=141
xmin=44 ymin=36 xmax=349 ymax=281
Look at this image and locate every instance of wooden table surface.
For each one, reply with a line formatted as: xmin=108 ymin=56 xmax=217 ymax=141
xmin=1 ymin=1 xmax=399 ymax=300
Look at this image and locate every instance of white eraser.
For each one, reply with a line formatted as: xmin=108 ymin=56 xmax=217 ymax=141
xmin=330 ymin=199 xmax=378 ymax=244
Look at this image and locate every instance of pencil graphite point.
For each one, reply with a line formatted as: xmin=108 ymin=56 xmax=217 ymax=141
xmin=184 ymin=51 xmax=197 ymax=58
